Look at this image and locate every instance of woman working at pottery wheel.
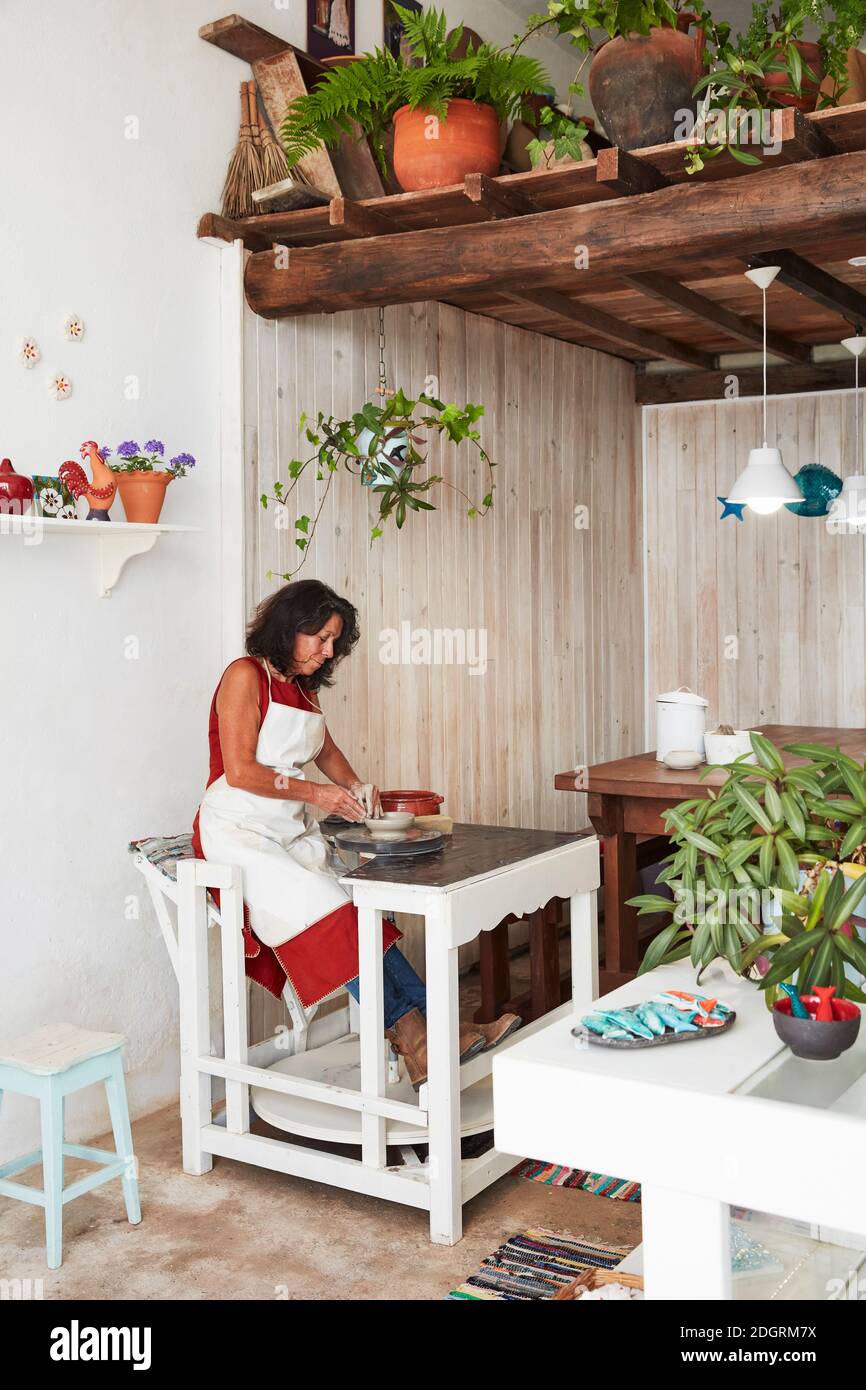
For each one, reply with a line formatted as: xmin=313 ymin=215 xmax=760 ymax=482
xmin=192 ymin=579 xmax=520 ymax=1089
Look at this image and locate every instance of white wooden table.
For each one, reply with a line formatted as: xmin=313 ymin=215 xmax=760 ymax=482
xmin=339 ymin=824 xmax=600 ymax=1244
xmin=164 ymin=825 xmax=599 ymax=1249
xmin=493 ymin=959 xmax=866 ymax=1297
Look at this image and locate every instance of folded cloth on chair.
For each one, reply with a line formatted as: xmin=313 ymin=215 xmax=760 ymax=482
xmin=129 ymin=834 xmax=196 ymax=880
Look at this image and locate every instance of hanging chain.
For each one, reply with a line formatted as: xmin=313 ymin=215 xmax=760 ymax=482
xmin=375 ymin=304 xmax=393 ymax=399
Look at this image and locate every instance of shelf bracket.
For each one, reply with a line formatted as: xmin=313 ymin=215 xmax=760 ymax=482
xmin=96 ymin=530 xmax=159 ymax=597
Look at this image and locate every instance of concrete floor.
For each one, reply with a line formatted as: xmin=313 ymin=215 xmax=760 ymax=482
xmin=0 ymin=1103 xmax=641 ymax=1300
xmin=0 ymin=943 xmax=642 ymax=1299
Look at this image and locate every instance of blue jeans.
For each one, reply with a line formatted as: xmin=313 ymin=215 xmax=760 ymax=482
xmin=345 ymin=946 xmax=427 ymax=1030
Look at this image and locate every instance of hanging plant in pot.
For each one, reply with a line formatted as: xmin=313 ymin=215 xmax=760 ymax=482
xmin=110 ymin=440 xmax=196 ymax=524
xmin=521 ymin=0 xmax=707 ymax=152
xmin=260 ymin=388 xmax=495 ymax=578
xmin=628 ymin=733 xmax=866 ymax=1044
xmin=280 ymin=5 xmax=550 ymax=191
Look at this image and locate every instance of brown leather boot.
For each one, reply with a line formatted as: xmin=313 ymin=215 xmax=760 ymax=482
xmin=385 ymin=1009 xmax=487 ymax=1091
xmin=472 ymin=1012 xmax=523 ymax=1050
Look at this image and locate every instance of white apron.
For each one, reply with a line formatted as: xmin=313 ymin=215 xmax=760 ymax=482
xmin=198 ymin=663 xmax=351 ymax=949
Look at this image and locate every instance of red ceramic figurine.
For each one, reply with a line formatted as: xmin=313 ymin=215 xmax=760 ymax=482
xmin=0 ymin=458 xmax=34 ymax=514
xmin=59 ymin=442 xmax=117 ymax=521
xmin=813 ymin=986 xmax=836 ymax=1022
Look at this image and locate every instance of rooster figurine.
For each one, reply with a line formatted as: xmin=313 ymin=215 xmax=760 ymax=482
xmin=59 ymin=441 xmax=117 ymax=521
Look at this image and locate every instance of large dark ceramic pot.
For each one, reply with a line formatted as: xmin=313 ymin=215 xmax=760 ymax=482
xmin=589 ymin=15 xmax=705 ymax=151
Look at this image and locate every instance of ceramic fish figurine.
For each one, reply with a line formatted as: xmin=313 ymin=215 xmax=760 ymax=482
xmin=653 ymin=1002 xmax=700 ymax=1033
xmin=601 ymin=1009 xmax=656 ymax=1040
xmin=581 ymin=1014 xmax=630 ymax=1039
xmin=780 ymin=982 xmax=811 ymax=1019
xmin=813 ymin=986 xmax=836 ymax=1022
xmin=634 ymin=1001 xmax=666 ymax=1035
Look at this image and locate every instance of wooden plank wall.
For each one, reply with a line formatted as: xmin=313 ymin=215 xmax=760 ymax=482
xmin=645 ymin=392 xmax=866 ymax=736
xmin=241 ymin=300 xmax=643 ymax=1020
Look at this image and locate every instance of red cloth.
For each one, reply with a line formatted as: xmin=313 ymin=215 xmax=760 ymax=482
xmin=192 ymin=657 xmax=398 ymax=1004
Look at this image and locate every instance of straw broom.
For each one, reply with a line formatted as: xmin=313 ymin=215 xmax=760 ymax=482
xmin=221 ymin=81 xmax=263 ymax=219
xmin=247 ymin=79 xmax=290 ymax=187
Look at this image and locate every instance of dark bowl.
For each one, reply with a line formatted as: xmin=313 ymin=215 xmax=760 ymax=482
xmin=773 ymin=997 xmax=861 ymax=1061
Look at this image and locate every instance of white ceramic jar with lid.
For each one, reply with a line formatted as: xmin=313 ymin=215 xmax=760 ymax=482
xmin=655 ymin=687 xmax=708 ymax=762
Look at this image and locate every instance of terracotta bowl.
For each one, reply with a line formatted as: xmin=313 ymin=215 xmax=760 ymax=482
xmin=773 ymin=995 xmax=861 ymax=1060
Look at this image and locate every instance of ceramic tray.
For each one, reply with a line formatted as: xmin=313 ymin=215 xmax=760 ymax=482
xmin=334 ymin=827 xmax=446 ymax=858
xmin=572 ymin=1010 xmax=736 ymax=1049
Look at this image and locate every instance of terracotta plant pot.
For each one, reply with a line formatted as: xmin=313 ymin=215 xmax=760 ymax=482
xmin=116 ymin=471 xmax=173 ymax=524
xmin=380 ymin=790 xmax=444 ymax=816
xmin=392 ymin=99 xmax=500 ymax=191
xmin=760 ymin=41 xmax=824 ymax=112
xmin=589 ymin=16 xmax=706 ymax=150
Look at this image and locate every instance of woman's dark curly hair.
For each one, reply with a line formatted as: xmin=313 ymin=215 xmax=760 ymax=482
xmin=246 ymin=580 xmax=360 ymax=691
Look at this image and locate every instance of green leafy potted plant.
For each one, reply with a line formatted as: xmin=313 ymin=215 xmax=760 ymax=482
xmin=629 ymin=732 xmax=866 ymax=1009
xmin=684 ymin=0 xmax=864 ymax=173
xmin=260 ymin=388 xmax=495 ymax=577
xmin=519 ymin=0 xmax=707 ymax=150
xmin=280 ymin=5 xmax=550 ymax=190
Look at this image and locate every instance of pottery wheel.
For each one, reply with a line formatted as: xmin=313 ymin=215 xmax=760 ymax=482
xmin=334 ymin=827 xmax=445 ymax=857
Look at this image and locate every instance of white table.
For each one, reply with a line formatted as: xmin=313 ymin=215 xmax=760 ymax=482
xmin=340 ymin=824 xmax=600 ymax=1244
xmin=493 ymin=960 xmax=866 ymax=1298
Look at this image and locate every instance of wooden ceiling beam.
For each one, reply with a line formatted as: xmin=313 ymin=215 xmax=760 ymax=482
xmin=596 ymin=146 xmax=669 ymax=197
xmin=505 ymin=287 xmax=717 ymax=368
xmin=244 ymin=151 xmax=866 ymax=318
xmin=747 ymin=249 xmax=866 ymax=326
xmin=329 ymin=197 xmax=408 ymax=238
xmin=636 ymin=358 xmax=854 ymax=405
xmin=462 ymin=172 xmax=540 ymax=219
xmin=622 ymin=271 xmax=811 ymax=362
xmin=196 ymin=211 xmax=272 ymax=253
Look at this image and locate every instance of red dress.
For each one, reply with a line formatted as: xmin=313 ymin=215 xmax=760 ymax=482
xmin=192 ymin=657 xmax=399 ymax=1004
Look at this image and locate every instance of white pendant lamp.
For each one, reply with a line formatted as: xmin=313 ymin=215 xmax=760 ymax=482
xmin=727 ymin=266 xmax=804 ymax=515
xmin=839 ymin=334 xmax=866 ymax=532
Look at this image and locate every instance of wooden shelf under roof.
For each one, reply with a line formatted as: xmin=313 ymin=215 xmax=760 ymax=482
xmin=198 ymin=102 xmax=866 ymax=403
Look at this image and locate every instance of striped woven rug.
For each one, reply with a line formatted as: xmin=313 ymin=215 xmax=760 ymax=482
xmin=511 ymin=1159 xmax=641 ymax=1202
xmin=447 ymin=1227 xmax=634 ymax=1300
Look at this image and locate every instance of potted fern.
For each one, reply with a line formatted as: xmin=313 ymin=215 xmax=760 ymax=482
xmin=629 ymin=732 xmax=866 ymax=1006
xmin=281 ymin=5 xmax=550 ymax=190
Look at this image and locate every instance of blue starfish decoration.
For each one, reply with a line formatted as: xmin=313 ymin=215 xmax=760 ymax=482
xmin=718 ymin=496 xmax=745 ymax=521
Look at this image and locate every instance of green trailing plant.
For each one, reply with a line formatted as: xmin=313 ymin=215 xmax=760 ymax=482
xmin=260 ymin=388 xmax=495 ymax=578
xmin=628 ymin=732 xmax=866 ymax=1003
xmin=685 ymin=0 xmax=866 ymax=173
xmin=280 ymin=5 xmax=551 ymax=178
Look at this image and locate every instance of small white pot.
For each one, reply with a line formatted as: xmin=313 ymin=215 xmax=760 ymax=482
xmin=655 ymin=686 xmax=708 ymax=762
xmin=704 ymin=730 xmax=757 ymax=766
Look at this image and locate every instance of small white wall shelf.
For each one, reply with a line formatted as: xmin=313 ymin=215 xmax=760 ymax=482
xmin=0 ymin=516 xmax=201 ymax=596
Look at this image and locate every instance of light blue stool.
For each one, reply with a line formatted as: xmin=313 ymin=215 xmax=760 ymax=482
xmin=0 ymin=1024 xmax=141 ymax=1268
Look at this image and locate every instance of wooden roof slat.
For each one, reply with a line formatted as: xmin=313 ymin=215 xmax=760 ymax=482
xmin=622 ymin=271 xmax=810 ymax=362
xmin=505 ymin=287 xmax=716 ymax=368
xmin=329 ymin=197 xmax=408 ymax=237
xmin=596 ymin=146 xmax=668 ymax=197
xmin=748 ymin=249 xmax=866 ymax=327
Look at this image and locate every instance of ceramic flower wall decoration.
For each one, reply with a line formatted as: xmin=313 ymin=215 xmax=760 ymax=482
xmin=48 ymin=372 xmax=73 ymax=401
xmin=19 ymin=337 xmax=40 ymax=368
xmin=64 ymin=314 xmax=85 ymax=342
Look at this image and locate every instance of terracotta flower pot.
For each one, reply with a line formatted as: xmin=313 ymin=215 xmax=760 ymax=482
xmin=116 ymin=470 xmax=173 ymax=524
xmin=760 ymin=40 xmax=824 ymax=112
xmin=589 ymin=16 xmax=706 ymax=150
xmin=392 ymin=99 xmax=500 ymax=191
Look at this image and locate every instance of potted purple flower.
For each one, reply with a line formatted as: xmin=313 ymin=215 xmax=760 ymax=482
xmin=109 ymin=439 xmax=196 ymax=523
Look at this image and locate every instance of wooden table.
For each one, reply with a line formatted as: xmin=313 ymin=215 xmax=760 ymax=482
xmin=555 ymin=725 xmax=866 ymax=996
